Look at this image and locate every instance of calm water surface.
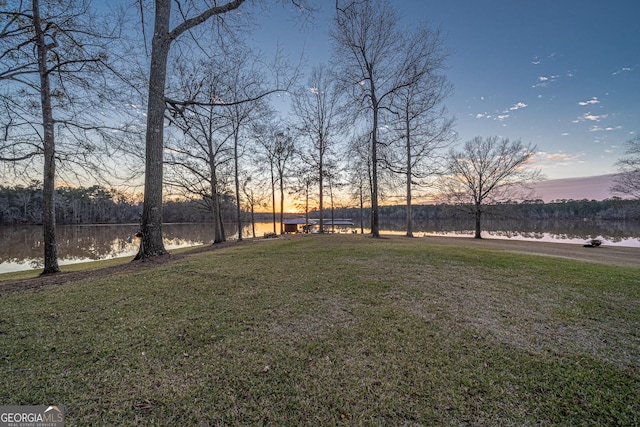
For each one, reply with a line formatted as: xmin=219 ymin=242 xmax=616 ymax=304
xmin=1 ymin=220 xmax=638 ymax=273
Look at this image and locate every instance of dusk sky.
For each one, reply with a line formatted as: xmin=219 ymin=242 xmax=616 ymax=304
xmin=254 ymin=0 xmax=639 ymax=181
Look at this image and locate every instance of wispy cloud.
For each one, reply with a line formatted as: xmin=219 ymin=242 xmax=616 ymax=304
xmin=532 ymin=74 xmax=560 ymax=88
xmin=573 ymin=112 xmax=608 ymax=123
xmin=534 ymin=151 xmax=585 ymax=168
xmin=474 ymin=101 xmax=527 ymax=121
xmin=508 ymin=102 xmax=528 ymax=111
xmin=544 ymin=152 xmax=574 ymax=162
xmin=531 ymin=53 xmax=559 ymax=66
xmin=589 ymin=125 xmax=622 ymax=132
xmin=578 ymin=97 xmax=599 ymax=106
xmin=612 ymin=67 xmax=632 ymax=76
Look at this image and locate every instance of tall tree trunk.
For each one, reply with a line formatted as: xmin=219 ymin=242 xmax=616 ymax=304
xmin=405 ymin=113 xmax=413 ymax=238
xmin=318 ymin=154 xmax=324 ymax=233
xmin=370 ymin=89 xmax=380 ymax=238
xmin=279 ymin=179 xmax=285 ymax=234
xmin=33 ymin=0 xmax=59 ymax=274
xmin=233 ymin=130 xmax=242 ymax=241
xmin=208 ymin=126 xmax=225 ymax=244
xmin=135 ymin=0 xmax=171 ymax=260
xmin=304 ymin=181 xmax=309 ymax=232
xmin=211 ymin=172 xmax=225 ymax=244
xmin=250 ymin=201 xmax=255 ymax=238
xmin=359 ymin=183 xmax=364 ymax=234
xmin=330 ymin=183 xmax=335 ymax=233
xmin=474 ymin=205 xmax=482 ymax=239
xmin=270 ymin=164 xmax=277 ymax=233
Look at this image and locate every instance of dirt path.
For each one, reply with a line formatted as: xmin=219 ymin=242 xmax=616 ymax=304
xmin=422 ymin=235 xmax=639 ymax=268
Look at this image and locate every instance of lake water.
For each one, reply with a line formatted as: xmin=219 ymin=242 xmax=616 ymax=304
xmin=1 ymin=219 xmax=639 ymax=273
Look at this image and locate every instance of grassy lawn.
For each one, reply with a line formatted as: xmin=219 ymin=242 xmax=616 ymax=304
xmin=0 ymin=234 xmax=638 ymax=425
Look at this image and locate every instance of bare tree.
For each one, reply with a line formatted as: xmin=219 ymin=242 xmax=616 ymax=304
xmin=331 ymin=0 xmax=439 ymax=237
xmin=164 ymin=41 xmax=274 ymax=244
xmin=254 ymin=121 xmax=296 ymax=234
xmin=345 ymin=132 xmax=372 ymax=234
xmin=440 ymin=136 xmax=541 ymax=239
xmin=387 ymin=84 xmax=454 ymax=235
xmin=611 ymin=135 xmax=640 ymax=199
xmin=0 ymin=0 xmax=126 ymax=274
xmin=293 ymin=64 xmax=343 ymax=234
xmin=254 ymin=120 xmax=285 ymax=234
xmin=241 ymin=173 xmax=268 ymax=238
xmin=218 ymin=50 xmax=273 ymax=241
xmin=379 ymin=24 xmax=454 ymax=237
xmin=289 ymin=164 xmax=317 ymax=231
xmin=274 ymin=127 xmax=296 ymax=234
xmin=163 ymin=60 xmax=233 ymax=244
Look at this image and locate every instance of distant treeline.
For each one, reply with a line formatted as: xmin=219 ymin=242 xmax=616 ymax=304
xmin=372 ymin=199 xmax=640 ymax=222
xmin=0 ymin=184 xmax=235 ymax=225
xmin=313 ymin=199 xmax=640 ymax=225
xmin=1 ymin=184 xmax=639 ymax=225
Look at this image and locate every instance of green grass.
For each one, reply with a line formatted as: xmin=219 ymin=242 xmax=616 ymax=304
xmin=1 ymin=235 xmax=638 ymax=426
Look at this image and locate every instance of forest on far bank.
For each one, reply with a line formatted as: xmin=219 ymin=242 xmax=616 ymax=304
xmin=1 ymin=184 xmax=638 ymax=226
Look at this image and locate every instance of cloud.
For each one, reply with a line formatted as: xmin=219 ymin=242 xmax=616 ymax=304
xmin=475 ymin=101 xmax=528 ymax=122
xmin=544 ymin=152 xmax=574 ymax=162
xmin=612 ymin=67 xmax=632 ymax=76
xmin=534 ymin=151 xmax=585 ymax=168
xmin=575 ymin=112 xmax=608 ymax=122
xmin=531 ymin=53 xmax=559 ymax=66
xmin=589 ymin=125 xmax=622 ymax=132
xmin=578 ymin=97 xmax=599 ymax=106
xmin=532 ymin=74 xmax=560 ymax=88
xmin=509 ymin=102 xmax=528 ymax=111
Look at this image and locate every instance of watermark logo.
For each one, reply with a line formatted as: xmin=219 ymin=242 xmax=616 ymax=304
xmin=0 ymin=405 xmax=64 ymax=427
